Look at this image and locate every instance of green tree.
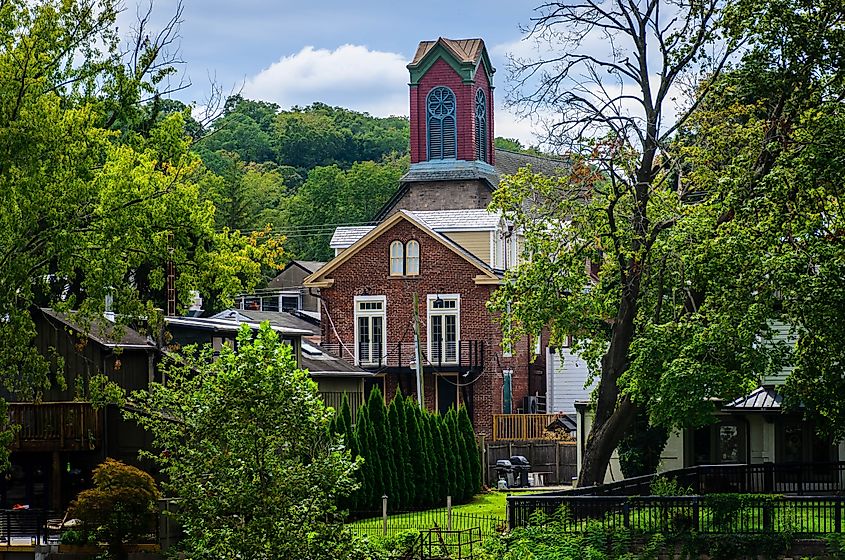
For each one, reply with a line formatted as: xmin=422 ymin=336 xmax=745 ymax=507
xmin=457 ymin=406 xmax=481 ymax=498
xmin=195 ymin=95 xmax=279 ymax=166
xmin=495 ymin=0 xmax=760 ymax=486
xmin=404 ymin=400 xmax=425 ymax=508
xmin=128 ymin=324 xmax=360 ymax=560
xmin=388 ymin=393 xmax=411 ymax=510
xmin=0 ymin=0 xmax=279 ymax=452
xmin=676 ymin=0 xmax=845 ymax=440
xmin=431 ymin=413 xmax=452 ymax=505
xmin=445 ymin=410 xmax=468 ymax=501
xmin=69 ymin=459 xmax=161 ymax=560
xmin=366 ymin=387 xmax=398 ymax=510
xmin=353 ymin=401 xmax=377 ymax=510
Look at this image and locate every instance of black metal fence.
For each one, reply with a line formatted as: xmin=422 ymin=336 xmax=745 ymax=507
xmin=0 ymin=509 xmax=50 ymax=545
xmin=550 ymin=462 xmax=845 ymax=497
xmin=508 ymin=462 xmax=845 ymax=533
xmin=346 ymin=508 xmax=505 ymax=539
xmin=508 ymin=495 xmax=845 ymax=535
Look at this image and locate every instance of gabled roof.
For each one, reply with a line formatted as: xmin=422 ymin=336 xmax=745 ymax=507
xmin=410 ymin=38 xmax=486 ymax=66
xmin=723 ymin=386 xmax=784 ymax=411
xmin=39 ymin=308 xmax=155 ymax=350
xmin=407 ymin=37 xmax=494 ymax=85
xmin=410 ymin=209 xmax=501 ymax=231
xmin=333 ymin=209 xmax=502 ymax=250
xmin=304 ymin=210 xmax=502 ymax=288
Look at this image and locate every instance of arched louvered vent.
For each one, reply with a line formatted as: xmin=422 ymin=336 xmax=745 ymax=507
xmin=427 ymin=86 xmax=457 ymax=159
xmin=475 ymin=89 xmax=487 ymax=162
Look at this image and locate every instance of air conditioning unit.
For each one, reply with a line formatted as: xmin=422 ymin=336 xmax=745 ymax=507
xmin=523 ymin=395 xmax=541 ymax=414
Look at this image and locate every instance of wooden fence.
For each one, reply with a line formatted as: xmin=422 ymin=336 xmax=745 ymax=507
xmin=491 ymin=413 xmax=568 ymax=441
xmin=484 ymin=440 xmax=577 ymax=487
xmin=318 ymin=391 xmax=364 ymax=422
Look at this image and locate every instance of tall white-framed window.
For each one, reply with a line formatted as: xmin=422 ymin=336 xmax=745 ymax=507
xmin=428 ymin=294 xmax=460 ymax=364
xmin=354 ymin=295 xmax=386 ymax=365
xmin=390 ymin=241 xmax=404 ymax=276
xmin=406 ymin=240 xmax=420 ymax=276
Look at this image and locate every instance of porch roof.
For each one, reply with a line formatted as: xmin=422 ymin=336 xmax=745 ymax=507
xmin=723 ymin=386 xmax=783 ymax=411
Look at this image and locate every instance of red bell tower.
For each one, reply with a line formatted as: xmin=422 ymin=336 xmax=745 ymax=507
xmin=407 ymin=38 xmax=495 ymax=167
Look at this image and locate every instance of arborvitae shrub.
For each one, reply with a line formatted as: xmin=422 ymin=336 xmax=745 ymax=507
xmin=404 ymin=401 xmax=425 ymax=508
xmin=458 ymin=406 xmax=481 ymax=497
xmin=367 ymin=387 xmax=397 ymax=509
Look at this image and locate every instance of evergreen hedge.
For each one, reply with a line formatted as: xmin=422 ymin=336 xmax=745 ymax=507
xmin=336 ymin=389 xmax=482 ymax=511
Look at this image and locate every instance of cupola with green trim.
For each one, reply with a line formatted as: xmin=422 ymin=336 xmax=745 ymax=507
xmin=408 ymin=38 xmax=495 ymax=169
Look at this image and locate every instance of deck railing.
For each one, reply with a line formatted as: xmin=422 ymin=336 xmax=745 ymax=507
xmin=8 ymin=402 xmax=102 ymax=452
xmin=321 ymin=340 xmax=485 ymax=371
xmin=491 ymin=413 xmax=568 ymax=441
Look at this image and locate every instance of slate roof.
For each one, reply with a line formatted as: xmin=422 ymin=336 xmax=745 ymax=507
xmin=330 ymin=226 xmax=375 ymax=249
xmin=408 ymin=209 xmax=501 ymax=231
xmin=331 ymin=209 xmax=502 ymax=250
xmin=723 ymin=386 xmax=783 ymax=410
xmin=495 ymin=150 xmax=569 ymax=178
xmin=40 ymin=308 xmax=154 ymax=349
xmin=210 ymin=309 xmax=320 ymax=336
xmin=301 ymin=342 xmax=372 ymax=377
xmin=409 ymin=38 xmax=485 ymax=66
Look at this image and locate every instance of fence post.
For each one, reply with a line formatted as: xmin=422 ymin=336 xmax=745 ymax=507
xmin=623 ymin=500 xmax=630 ymax=529
xmin=764 ymin=462 xmax=773 ymax=493
xmin=837 ymin=496 xmax=842 ymax=533
xmin=692 ymin=497 xmax=700 ymax=532
xmin=555 ymin=443 xmax=560 ymax=485
xmin=447 ymin=495 xmax=453 ymax=531
xmin=382 ymin=495 xmax=388 ymax=536
xmin=763 ymin=499 xmax=772 ymax=532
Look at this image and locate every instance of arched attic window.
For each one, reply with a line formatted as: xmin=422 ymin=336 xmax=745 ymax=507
xmin=406 ymin=240 xmax=420 ymax=276
xmin=427 ymin=86 xmax=457 ymax=159
xmin=475 ymin=89 xmax=487 ymax=162
xmin=390 ymin=241 xmax=404 ymax=276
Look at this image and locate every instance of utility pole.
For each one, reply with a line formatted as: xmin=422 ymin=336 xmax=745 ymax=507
xmin=412 ymin=292 xmax=424 ymax=407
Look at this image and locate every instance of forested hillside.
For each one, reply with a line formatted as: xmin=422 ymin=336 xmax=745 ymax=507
xmin=187 ymin=96 xmax=411 ymax=264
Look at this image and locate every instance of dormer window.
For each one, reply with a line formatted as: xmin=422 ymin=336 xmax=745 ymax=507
xmin=427 ymin=86 xmax=457 ymax=160
xmin=389 ymin=240 xmax=421 ymax=276
xmin=390 ymin=241 xmax=404 ymax=276
xmin=475 ymin=89 xmax=487 ymax=162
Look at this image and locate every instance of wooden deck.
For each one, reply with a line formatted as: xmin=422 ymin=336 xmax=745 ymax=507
xmin=8 ymin=402 xmax=102 ymax=452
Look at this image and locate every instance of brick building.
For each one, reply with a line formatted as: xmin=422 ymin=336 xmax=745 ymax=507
xmin=304 ymin=37 xmax=565 ymax=436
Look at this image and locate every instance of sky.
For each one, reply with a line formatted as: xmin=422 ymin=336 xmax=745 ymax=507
xmin=121 ymin=0 xmax=547 ymax=145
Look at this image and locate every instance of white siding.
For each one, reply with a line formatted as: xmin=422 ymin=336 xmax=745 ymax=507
xmin=547 ymin=347 xmax=595 ymax=415
xmin=763 ymin=321 xmax=797 ymax=386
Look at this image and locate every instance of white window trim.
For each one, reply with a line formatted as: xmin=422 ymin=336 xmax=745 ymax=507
xmin=405 ymin=239 xmax=420 ymax=276
xmin=278 ymin=291 xmax=302 ymax=311
xmin=390 ymin=241 xmax=404 ymax=276
xmin=354 ymin=295 xmax=387 ymax=365
xmin=427 ymin=294 xmax=461 ymax=364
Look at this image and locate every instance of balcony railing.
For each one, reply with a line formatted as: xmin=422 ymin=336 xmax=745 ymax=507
xmin=322 ymin=340 xmax=485 ymax=371
xmin=492 ymin=413 xmax=568 ymax=441
xmin=8 ymin=402 xmax=102 ymax=452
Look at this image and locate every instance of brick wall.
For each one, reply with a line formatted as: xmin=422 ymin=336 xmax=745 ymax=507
xmin=320 ymin=217 xmax=538 ymax=435
xmin=409 ymin=58 xmax=495 ymax=164
xmin=383 ymin=180 xmax=493 ymax=217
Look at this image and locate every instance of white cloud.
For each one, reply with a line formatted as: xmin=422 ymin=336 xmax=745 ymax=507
xmin=241 ymin=43 xmax=542 ymax=147
xmin=243 ymin=44 xmax=409 ymax=116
